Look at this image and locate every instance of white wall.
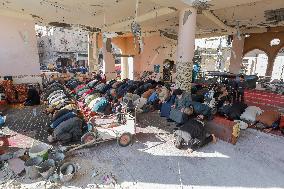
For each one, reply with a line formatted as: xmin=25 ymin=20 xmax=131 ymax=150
xmin=0 ymin=13 xmax=40 ymax=77
xmin=272 ymin=54 xmax=284 ymax=81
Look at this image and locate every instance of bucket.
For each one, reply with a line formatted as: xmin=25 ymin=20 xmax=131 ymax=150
xmin=24 ymin=157 xmax=43 ymax=179
xmin=38 ymin=159 xmax=56 ymax=179
xmin=59 ymin=162 xmax=77 ymax=182
xmin=29 ymin=144 xmax=50 ymax=160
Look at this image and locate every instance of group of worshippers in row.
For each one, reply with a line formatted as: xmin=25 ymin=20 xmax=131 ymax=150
xmin=44 ymin=75 xmax=221 ymax=149
xmin=43 ymin=82 xmax=84 ymax=144
xmin=40 ymin=73 xmax=253 ymax=149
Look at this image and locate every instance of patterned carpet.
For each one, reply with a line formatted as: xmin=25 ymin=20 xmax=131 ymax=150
xmin=1 ymin=104 xmax=51 ymax=148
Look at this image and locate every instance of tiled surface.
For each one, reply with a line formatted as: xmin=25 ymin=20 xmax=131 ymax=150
xmin=2 ymin=105 xmax=51 ymax=146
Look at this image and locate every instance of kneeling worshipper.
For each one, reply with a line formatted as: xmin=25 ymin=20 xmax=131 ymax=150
xmin=174 ymin=118 xmax=217 ymax=150
xmin=24 ymin=85 xmax=40 ymax=106
xmin=160 ymin=87 xmax=176 ymax=119
xmin=48 ymin=117 xmax=84 ymax=144
xmin=187 ymin=101 xmax=214 ymax=120
xmin=91 ymin=97 xmax=110 ymax=115
xmin=214 ymin=85 xmax=230 ymax=110
xmin=169 ymin=89 xmax=191 ymax=125
xmin=50 ymin=111 xmax=78 ymax=129
xmin=122 ymin=87 xmax=140 ymax=112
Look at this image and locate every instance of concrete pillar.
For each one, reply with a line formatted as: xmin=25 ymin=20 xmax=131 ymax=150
xmin=102 ymin=39 xmax=116 ymax=80
xmin=266 ymin=56 xmax=275 ymax=77
xmin=176 ymin=7 xmax=197 ymax=92
xmin=88 ymin=33 xmax=99 ymax=73
xmin=121 ymin=57 xmax=129 ymax=80
xmin=229 ymin=35 xmax=245 ymax=74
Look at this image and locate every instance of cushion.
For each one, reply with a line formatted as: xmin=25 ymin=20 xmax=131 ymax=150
xmin=256 ymin=111 xmax=280 ymax=127
xmin=280 ymin=116 xmax=284 ymax=129
xmin=240 ymin=106 xmax=263 ymax=122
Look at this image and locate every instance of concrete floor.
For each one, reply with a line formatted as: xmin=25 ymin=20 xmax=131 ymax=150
xmin=1 ymin=108 xmax=284 ymax=189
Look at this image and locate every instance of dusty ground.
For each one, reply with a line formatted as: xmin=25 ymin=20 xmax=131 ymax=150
xmin=0 ymin=106 xmax=284 ymax=189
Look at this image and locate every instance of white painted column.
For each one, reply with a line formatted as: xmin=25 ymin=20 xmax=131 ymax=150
xmin=88 ymin=33 xmax=99 ymax=73
xmin=121 ymin=57 xmax=129 ymax=80
xmin=102 ymin=39 xmax=116 ymax=80
xmin=229 ymin=35 xmax=245 ymax=74
xmin=176 ymin=7 xmax=197 ymax=92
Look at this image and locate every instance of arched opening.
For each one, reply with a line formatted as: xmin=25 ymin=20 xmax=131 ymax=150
xmin=111 ymin=43 xmax=122 ymax=80
xmin=98 ymin=43 xmax=123 ymax=79
xmin=242 ymin=49 xmax=268 ymax=76
xmin=272 ymin=47 xmax=284 ymax=81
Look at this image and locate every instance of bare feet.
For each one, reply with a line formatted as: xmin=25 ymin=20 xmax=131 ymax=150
xmin=212 ymin=134 xmax=217 ymax=144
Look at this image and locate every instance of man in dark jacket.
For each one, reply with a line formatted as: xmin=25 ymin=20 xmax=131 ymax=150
xmin=174 ymin=119 xmax=216 ymax=150
xmin=188 ymin=101 xmax=213 ymax=120
xmin=24 ymin=86 xmax=40 ymax=106
xmin=236 ymin=75 xmax=246 ymax=102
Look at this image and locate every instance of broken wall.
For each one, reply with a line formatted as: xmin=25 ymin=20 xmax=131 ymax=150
xmin=97 ymin=34 xmax=177 ymax=80
xmin=243 ymin=28 xmax=284 ymax=76
xmin=134 ymin=34 xmax=177 ymax=79
xmin=37 ymin=27 xmax=88 ymax=66
xmin=200 ymin=48 xmax=231 ymax=72
xmin=52 ymin=27 xmax=88 ymax=52
xmin=0 ymin=13 xmax=41 ymax=84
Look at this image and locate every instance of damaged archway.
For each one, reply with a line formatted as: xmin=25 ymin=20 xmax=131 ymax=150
xmin=243 ymin=28 xmax=284 ymax=77
xmin=242 ymin=49 xmax=268 ymax=77
xmin=98 ymin=42 xmax=123 ymax=80
xmin=272 ymin=46 xmax=284 ymax=81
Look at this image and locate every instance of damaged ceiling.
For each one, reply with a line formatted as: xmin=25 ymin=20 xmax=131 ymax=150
xmin=0 ymin=0 xmax=283 ymax=37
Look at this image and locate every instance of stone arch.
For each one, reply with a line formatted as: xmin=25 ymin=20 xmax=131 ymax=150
xmin=243 ymin=47 xmax=269 ymax=57
xmin=242 ymin=49 xmax=269 ymax=76
xmin=242 ymin=30 xmax=284 ymax=76
xmin=271 ymin=46 xmax=284 ymax=81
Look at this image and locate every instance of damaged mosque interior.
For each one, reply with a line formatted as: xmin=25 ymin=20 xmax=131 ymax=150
xmin=0 ymin=0 xmax=284 ymax=188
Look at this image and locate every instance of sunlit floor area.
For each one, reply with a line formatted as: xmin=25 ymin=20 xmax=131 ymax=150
xmin=1 ymin=107 xmax=284 ymax=189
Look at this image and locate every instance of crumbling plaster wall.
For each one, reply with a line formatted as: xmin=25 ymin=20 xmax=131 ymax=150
xmin=0 ymin=14 xmax=40 ymax=77
xmin=97 ymin=34 xmax=177 ymax=80
xmin=134 ymin=35 xmax=177 ymax=77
